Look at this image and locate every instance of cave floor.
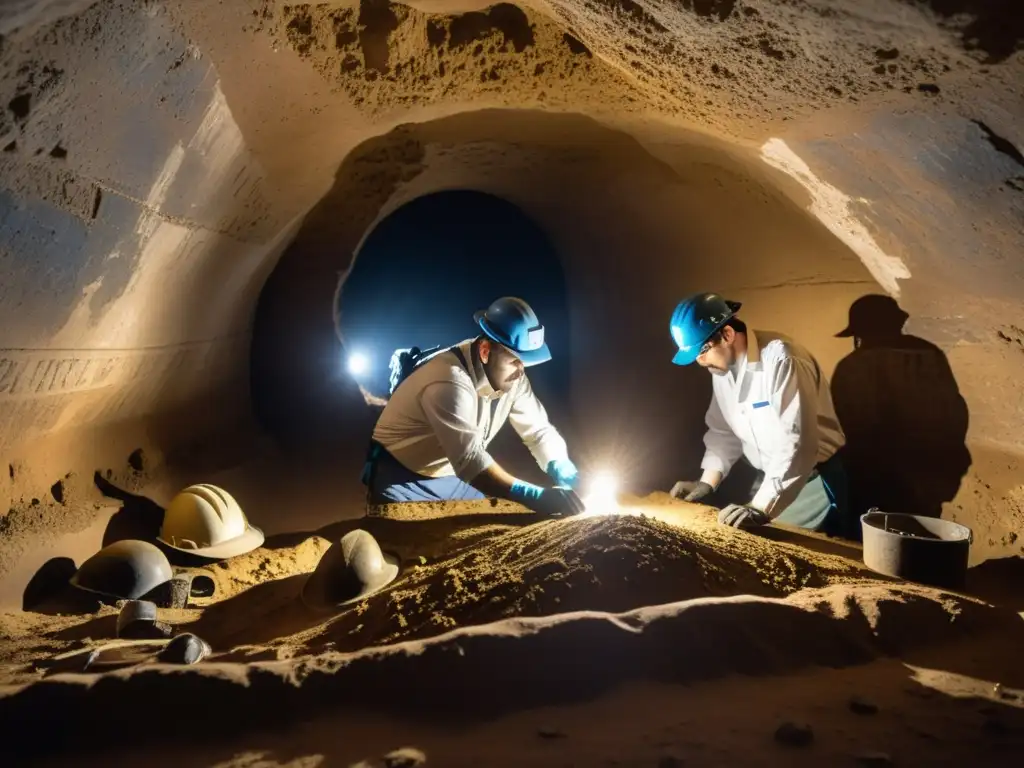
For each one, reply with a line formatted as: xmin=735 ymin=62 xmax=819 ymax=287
xmin=2 ymin=498 xmax=1023 ymax=765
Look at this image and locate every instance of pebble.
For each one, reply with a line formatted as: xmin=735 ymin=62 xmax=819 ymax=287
xmin=538 ymin=726 xmax=567 ymax=739
xmin=774 ymin=721 xmax=814 ymax=747
xmin=383 ymin=747 xmax=426 ymax=767
xmin=855 ymin=752 xmax=893 ymax=767
xmin=849 ymin=696 xmax=879 ymax=715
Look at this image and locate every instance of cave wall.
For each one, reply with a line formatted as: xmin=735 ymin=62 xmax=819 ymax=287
xmin=1 ymin=0 xmax=1022 ymax=605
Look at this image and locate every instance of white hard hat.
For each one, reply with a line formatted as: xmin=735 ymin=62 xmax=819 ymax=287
xmin=158 ymin=484 xmax=263 ymax=560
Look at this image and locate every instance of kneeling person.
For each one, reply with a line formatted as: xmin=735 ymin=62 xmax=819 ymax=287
xmin=364 ymin=297 xmax=584 ymax=518
xmin=666 ymin=292 xmax=852 ymax=537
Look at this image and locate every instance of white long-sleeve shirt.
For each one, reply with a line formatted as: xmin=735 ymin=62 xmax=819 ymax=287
xmin=372 ymin=339 xmax=569 ymax=481
xmin=698 ymin=329 xmax=845 ymax=517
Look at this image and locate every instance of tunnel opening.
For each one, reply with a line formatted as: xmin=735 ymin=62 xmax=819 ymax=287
xmin=335 ymin=189 xmax=573 ymax=481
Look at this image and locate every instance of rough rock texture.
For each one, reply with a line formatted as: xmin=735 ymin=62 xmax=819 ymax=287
xmin=0 ymin=0 xmax=1022 ymax=606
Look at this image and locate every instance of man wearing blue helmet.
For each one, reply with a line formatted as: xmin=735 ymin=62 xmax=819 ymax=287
xmin=667 ymin=293 xmax=853 ymax=537
xmin=363 ymin=297 xmax=584 ymax=518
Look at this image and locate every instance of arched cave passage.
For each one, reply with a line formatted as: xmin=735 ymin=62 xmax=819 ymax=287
xmin=334 ymin=189 xmax=573 ymax=481
xmin=251 ymin=108 xmax=889 ymax=514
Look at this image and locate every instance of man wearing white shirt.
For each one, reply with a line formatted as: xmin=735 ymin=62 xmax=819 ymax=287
xmin=363 ymin=297 xmax=584 ymax=518
xmin=666 ymin=292 xmax=852 ymax=537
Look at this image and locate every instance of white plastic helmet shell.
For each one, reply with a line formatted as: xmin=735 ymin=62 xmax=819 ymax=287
xmin=160 ymin=484 xmax=248 ymax=551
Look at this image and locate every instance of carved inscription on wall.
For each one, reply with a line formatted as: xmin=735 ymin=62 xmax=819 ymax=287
xmin=0 ymin=353 xmax=124 ymax=397
xmin=0 ymin=338 xmax=250 ymax=449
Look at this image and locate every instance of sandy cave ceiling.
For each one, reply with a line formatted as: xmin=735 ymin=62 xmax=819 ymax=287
xmin=0 ymin=0 xmax=1023 ymax=606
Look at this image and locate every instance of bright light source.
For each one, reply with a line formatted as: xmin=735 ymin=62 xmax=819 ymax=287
xmin=347 ymin=352 xmax=370 ymax=377
xmin=583 ymin=470 xmax=620 ymax=516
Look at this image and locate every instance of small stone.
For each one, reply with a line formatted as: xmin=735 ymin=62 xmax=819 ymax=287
xmin=538 ymin=726 xmax=567 ymax=739
xmin=774 ymin=721 xmax=813 ymax=747
xmin=855 ymin=752 xmax=893 ymax=767
xmin=849 ymin=696 xmax=879 ymax=715
xmin=383 ymin=747 xmax=426 ymax=767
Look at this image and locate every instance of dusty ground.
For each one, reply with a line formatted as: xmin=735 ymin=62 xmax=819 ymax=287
xmin=2 ymin=494 xmax=1023 ymax=764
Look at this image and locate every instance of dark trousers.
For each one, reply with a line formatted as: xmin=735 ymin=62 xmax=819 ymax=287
xmin=362 ymin=443 xmax=485 ymax=504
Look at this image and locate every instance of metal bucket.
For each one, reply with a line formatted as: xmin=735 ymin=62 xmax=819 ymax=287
xmin=860 ymin=509 xmax=973 ymax=589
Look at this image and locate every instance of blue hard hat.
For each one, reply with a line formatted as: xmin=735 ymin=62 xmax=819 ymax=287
xmin=473 ymin=297 xmax=551 ymax=366
xmin=669 ymin=293 xmax=742 ymax=366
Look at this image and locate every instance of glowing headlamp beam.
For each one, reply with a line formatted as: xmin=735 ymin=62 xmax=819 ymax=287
xmin=347 ymin=351 xmax=370 ymax=377
xmin=582 ymin=470 xmax=620 ymax=516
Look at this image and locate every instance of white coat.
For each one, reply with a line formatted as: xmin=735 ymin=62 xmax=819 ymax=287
xmin=373 ymin=339 xmax=569 ymax=481
xmin=698 ymin=329 xmax=845 ymax=516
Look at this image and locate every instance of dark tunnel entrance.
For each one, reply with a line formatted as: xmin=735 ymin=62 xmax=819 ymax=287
xmin=335 ymin=190 xmax=573 ymax=483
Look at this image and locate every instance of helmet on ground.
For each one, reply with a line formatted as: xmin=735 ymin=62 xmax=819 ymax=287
xmin=668 ymin=292 xmax=742 ymax=366
xmin=473 ymin=296 xmax=551 ymax=366
xmin=158 ymin=483 xmax=264 ymax=560
xmin=70 ymin=540 xmax=173 ymax=601
xmin=301 ymin=529 xmax=400 ymax=611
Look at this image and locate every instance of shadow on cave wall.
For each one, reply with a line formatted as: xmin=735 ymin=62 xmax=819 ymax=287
xmin=905 ymin=0 xmax=1024 ymax=63
xmin=831 ymin=294 xmax=971 ymax=518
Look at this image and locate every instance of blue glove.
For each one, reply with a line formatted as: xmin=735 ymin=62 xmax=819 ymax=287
xmin=545 ymin=458 xmax=579 ymax=490
xmin=718 ymin=504 xmax=771 ymax=529
xmin=511 ymin=480 xmax=585 ymax=517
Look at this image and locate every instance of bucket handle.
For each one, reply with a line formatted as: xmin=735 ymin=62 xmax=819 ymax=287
xmin=864 ymin=507 xmax=973 ymax=544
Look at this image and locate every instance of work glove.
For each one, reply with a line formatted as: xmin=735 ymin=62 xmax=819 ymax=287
xmin=670 ymin=480 xmax=713 ymax=503
xmin=534 ymin=487 xmax=586 ymax=518
xmin=511 ymin=481 xmax=585 ymax=518
xmin=718 ymin=503 xmax=771 ymax=529
xmin=545 ymin=458 xmax=580 ymax=491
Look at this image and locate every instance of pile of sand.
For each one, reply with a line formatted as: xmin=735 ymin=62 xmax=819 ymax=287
xmin=175 ymin=502 xmax=879 ymax=659
xmin=287 ymin=510 xmax=878 ymax=654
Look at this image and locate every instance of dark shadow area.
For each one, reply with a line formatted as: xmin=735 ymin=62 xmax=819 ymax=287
xmin=831 ymin=295 xmax=971 ymax=519
xmin=22 ymin=557 xmax=77 ymax=611
xmin=25 ymin=583 xmax=103 ymax=617
xmin=901 ymin=0 xmax=1024 ymax=63
xmin=965 ymin=555 xmax=1024 ymax=612
xmin=51 ymin=613 xmax=119 ymax=643
xmin=747 ymin=521 xmax=868 ymax=561
xmin=97 ymin=472 xmax=165 ymax=547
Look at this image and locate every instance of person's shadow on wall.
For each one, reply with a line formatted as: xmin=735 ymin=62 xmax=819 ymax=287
xmin=831 ymin=295 xmax=971 ymax=519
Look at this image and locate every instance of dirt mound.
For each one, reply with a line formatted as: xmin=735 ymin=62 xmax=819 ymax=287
xmin=198 ymin=509 xmax=881 ymax=656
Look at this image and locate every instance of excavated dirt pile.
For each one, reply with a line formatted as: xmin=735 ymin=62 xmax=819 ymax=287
xmin=0 ymin=501 xmax=879 ymax=679
xmin=78 ymin=501 xmax=876 ymax=659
